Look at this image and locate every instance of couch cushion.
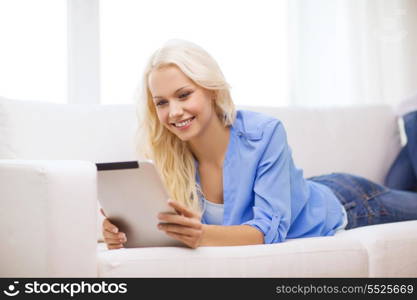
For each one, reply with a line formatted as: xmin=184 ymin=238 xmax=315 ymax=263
xmin=97 ymin=235 xmax=368 ymax=277
xmin=338 ymin=220 xmax=417 ymax=277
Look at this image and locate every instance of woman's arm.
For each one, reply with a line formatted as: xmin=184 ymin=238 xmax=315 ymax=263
xmin=158 ymin=200 xmax=264 ymax=248
xmin=200 ymin=224 xmax=264 ymax=246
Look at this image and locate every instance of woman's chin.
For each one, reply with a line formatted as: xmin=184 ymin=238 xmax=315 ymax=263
xmin=176 ymin=132 xmax=194 ymax=142
xmin=172 ymin=126 xmax=198 ymax=141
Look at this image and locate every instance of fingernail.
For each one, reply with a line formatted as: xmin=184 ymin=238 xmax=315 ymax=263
xmin=113 ymin=228 xmax=118 ymax=233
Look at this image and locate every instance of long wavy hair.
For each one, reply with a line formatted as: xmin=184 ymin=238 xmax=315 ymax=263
xmin=135 ymin=39 xmax=236 ymax=213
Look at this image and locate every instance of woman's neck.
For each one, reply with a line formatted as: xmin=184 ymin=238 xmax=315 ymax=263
xmin=187 ymin=115 xmax=230 ymax=168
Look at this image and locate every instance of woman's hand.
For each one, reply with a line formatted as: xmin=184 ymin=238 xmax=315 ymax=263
xmin=100 ymin=208 xmax=127 ymax=250
xmin=157 ymin=199 xmax=203 ymax=249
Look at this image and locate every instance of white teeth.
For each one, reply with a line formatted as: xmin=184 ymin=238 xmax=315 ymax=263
xmin=174 ymin=117 xmax=193 ymax=127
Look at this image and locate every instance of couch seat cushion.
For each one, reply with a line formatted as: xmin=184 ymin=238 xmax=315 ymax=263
xmin=97 ymin=235 xmax=368 ymax=277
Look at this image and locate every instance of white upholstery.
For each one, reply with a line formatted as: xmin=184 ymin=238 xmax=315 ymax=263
xmin=338 ymin=220 xmax=417 ymax=277
xmin=0 ymin=97 xmax=138 ymax=162
xmin=1 ymin=96 xmax=416 ymax=277
xmin=0 ymin=160 xmax=98 ymax=277
xmin=97 ymin=235 xmax=369 ymax=277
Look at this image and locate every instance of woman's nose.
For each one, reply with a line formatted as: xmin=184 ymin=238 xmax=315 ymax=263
xmin=169 ymin=102 xmax=184 ymax=119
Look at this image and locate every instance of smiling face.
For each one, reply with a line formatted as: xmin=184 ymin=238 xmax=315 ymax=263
xmin=148 ymin=65 xmax=217 ymax=141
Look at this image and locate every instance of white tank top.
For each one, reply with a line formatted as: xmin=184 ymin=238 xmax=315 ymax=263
xmin=202 ymin=198 xmax=224 ymax=225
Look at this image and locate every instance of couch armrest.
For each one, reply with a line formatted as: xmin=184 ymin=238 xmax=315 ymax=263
xmin=338 ymin=220 xmax=417 ymax=277
xmin=0 ymin=160 xmax=98 ymax=277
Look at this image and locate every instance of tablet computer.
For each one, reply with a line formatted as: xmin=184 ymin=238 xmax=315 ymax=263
xmin=96 ymin=160 xmax=183 ymax=248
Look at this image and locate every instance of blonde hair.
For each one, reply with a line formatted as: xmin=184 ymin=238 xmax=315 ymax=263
xmin=136 ymin=39 xmax=236 ymax=213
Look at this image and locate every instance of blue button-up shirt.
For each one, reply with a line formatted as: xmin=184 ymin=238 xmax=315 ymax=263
xmin=195 ymin=109 xmax=345 ymax=244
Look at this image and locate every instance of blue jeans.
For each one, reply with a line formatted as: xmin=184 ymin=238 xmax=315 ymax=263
xmin=308 ymin=172 xmax=417 ymax=230
xmin=384 ymin=110 xmax=417 ymax=191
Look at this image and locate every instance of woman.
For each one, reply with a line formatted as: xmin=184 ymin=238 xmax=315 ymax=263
xmin=101 ymin=39 xmax=417 ymax=250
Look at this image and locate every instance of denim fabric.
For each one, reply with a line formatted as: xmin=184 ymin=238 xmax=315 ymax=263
xmin=384 ymin=147 xmax=417 ymax=191
xmin=384 ymin=110 xmax=417 ymax=191
xmin=308 ymin=172 xmax=417 ymax=230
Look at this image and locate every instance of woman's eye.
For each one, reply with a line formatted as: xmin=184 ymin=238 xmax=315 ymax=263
xmin=155 ymin=91 xmax=192 ymax=106
xmin=156 ymin=100 xmax=167 ymax=106
xmin=179 ymin=92 xmax=191 ymax=99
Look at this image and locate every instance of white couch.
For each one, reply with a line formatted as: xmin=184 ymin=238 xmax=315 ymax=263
xmin=1 ymin=96 xmax=417 ymax=278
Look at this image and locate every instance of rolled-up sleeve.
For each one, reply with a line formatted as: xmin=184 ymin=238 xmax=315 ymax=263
xmin=242 ymin=120 xmax=291 ymax=244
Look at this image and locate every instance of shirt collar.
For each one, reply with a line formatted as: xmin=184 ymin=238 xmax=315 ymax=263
xmin=233 ymin=110 xmax=264 ymax=141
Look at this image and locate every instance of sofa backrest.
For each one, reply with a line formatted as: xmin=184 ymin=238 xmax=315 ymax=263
xmin=239 ymin=105 xmax=401 ymax=184
xmin=0 ymin=97 xmax=139 ymax=163
xmin=0 ymin=97 xmax=401 ymax=184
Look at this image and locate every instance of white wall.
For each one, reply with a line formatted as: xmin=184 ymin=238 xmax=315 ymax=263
xmin=99 ymin=0 xmax=290 ymax=107
xmin=289 ymin=0 xmax=417 ymax=108
xmin=0 ymin=0 xmax=67 ymax=103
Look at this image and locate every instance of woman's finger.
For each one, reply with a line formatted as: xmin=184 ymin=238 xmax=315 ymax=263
xmin=103 ymin=230 xmax=126 ymax=240
xmin=103 ymin=218 xmax=119 ymax=234
xmin=105 ymin=237 xmax=124 ymax=244
xmin=104 ymin=232 xmax=127 ymax=243
xmin=158 ymin=223 xmax=202 ymax=237
xmin=158 ymin=213 xmax=202 ymax=229
xmin=167 ymin=199 xmax=199 ymax=218
xmin=165 ymin=231 xmax=197 ymax=249
xmin=107 ymin=243 xmax=124 ymax=250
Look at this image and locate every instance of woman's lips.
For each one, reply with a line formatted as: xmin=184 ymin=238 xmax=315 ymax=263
xmin=172 ymin=116 xmax=195 ymax=130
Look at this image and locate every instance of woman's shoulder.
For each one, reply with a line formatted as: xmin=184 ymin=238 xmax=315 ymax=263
xmin=234 ymin=109 xmax=282 ymax=140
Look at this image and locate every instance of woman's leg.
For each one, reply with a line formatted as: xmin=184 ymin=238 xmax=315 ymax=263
xmin=384 ymin=147 xmax=417 ymax=191
xmin=309 ymin=172 xmax=417 ymax=230
xmin=384 ymin=110 xmax=417 ymax=191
